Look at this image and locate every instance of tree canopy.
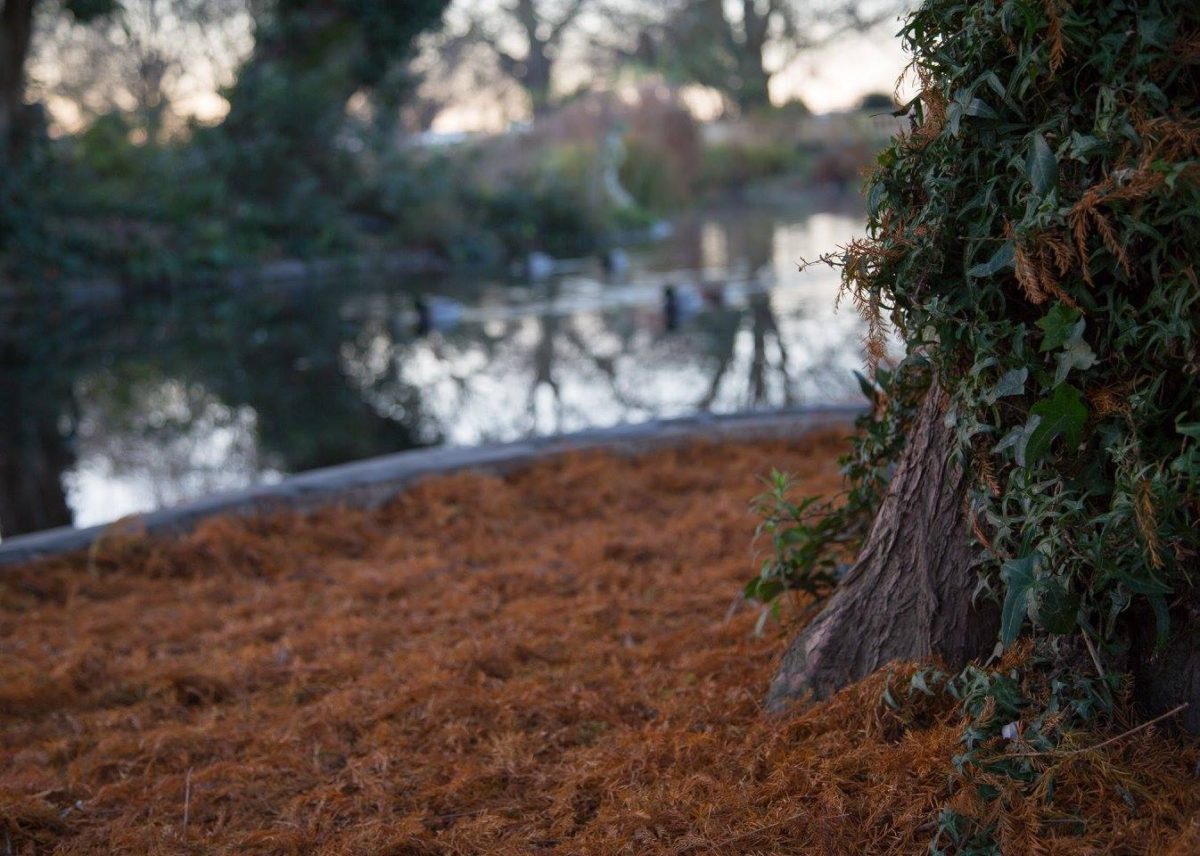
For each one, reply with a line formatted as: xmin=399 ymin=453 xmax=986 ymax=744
xmin=652 ymin=0 xmax=902 ymax=113
xmin=1 ymin=0 xmax=120 ymax=161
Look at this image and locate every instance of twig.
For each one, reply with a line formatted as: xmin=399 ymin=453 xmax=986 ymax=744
xmin=1081 ymin=632 xmax=1105 ymax=679
xmin=182 ymin=767 xmax=193 ymax=834
xmin=1011 ymin=703 xmax=1188 ymax=758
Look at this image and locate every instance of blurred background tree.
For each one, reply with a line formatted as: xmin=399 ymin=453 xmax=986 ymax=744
xmin=592 ymin=0 xmax=902 ymax=117
xmin=215 ymin=0 xmax=449 ymax=247
xmin=2 ymin=0 xmax=910 ymax=288
xmin=2 ymin=0 xmax=118 ymax=166
xmin=422 ymin=0 xmax=593 ymax=123
xmin=1 ymin=0 xmax=451 ymax=280
xmin=26 ymin=0 xmax=252 ymax=143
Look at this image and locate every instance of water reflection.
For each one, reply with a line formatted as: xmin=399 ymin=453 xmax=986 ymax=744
xmin=0 ymin=199 xmax=868 ymax=536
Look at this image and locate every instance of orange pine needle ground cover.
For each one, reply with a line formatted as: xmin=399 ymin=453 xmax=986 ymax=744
xmin=1 ymin=430 xmax=1198 ymax=854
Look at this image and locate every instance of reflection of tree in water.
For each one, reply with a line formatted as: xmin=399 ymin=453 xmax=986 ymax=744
xmin=199 ymin=294 xmax=426 ymax=471
xmin=0 ymin=288 xmax=430 ymax=536
xmin=368 ymin=283 xmax=812 ymax=441
xmin=353 ymin=212 xmax=848 ymax=442
xmin=749 ymin=292 xmax=796 ymax=406
xmin=0 ymin=346 xmax=76 ymax=536
xmin=0 ymin=208 xmax=864 ymax=536
xmin=353 ymin=285 xmax=623 ymax=439
xmin=527 ymin=309 xmax=563 ymax=432
xmin=684 ymin=292 xmax=796 ymax=411
xmin=71 ymin=373 xmax=265 ymax=510
xmin=612 ymin=211 xmax=801 ymax=413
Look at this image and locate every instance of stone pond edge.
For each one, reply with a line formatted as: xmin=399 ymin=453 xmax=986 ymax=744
xmin=0 ymin=405 xmax=864 ymax=569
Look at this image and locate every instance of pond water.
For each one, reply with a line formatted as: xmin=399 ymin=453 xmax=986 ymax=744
xmin=0 ymin=197 xmax=870 ymax=538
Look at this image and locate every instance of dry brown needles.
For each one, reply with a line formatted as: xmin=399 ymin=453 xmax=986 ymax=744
xmin=1 ymin=432 xmax=1197 ymax=854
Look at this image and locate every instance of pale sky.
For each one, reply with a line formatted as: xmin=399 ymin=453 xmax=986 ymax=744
xmin=430 ymin=6 xmax=914 ymax=134
xmin=32 ymin=1 xmax=914 ymax=134
xmin=774 ymin=31 xmax=911 ymax=113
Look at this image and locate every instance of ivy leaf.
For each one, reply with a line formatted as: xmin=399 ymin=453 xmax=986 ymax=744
xmin=1000 ymin=556 xmax=1037 ymax=647
xmin=1025 ymin=384 xmax=1088 ymax=467
xmin=1028 ymin=133 xmax=1058 ymax=197
xmin=994 ymin=423 xmax=1029 ymax=456
xmin=1036 ymin=305 xmax=1083 ymax=352
xmin=965 ymin=97 xmax=998 ymax=119
xmin=1013 ymin=415 xmax=1041 ymax=467
xmin=1033 ymin=580 xmax=1080 ymax=634
xmin=1069 ymin=131 xmax=1106 ymax=159
xmin=948 ymin=90 xmax=999 ymax=137
xmin=968 ymin=242 xmax=1016 ymax=277
xmin=1177 ymin=422 xmax=1200 ymax=439
xmin=744 ymin=577 xmax=784 ymax=603
xmin=867 ymin=181 xmax=886 ymax=216
xmin=853 ymin=370 xmax=878 ymax=405
xmin=987 ymin=367 xmax=1028 ymax=403
xmin=947 ymin=99 xmax=963 ymax=137
xmin=1054 ymin=321 xmax=1097 ymax=384
xmin=910 ymin=670 xmax=934 ymax=695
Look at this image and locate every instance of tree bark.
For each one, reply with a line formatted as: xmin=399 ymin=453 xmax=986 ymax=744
xmin=0 ymin=373 xmax=73 ymax=538
xmin=734 ymin=1 xmax=772 ymax=114
xmin=1128 ymin=593 xmax=1200 ymax=734
xmin=507 ymin=0 xmax=559 ymax=119
xmin=766 ymin=383 xmax=1200 ymax=734
xmin=0 ymin=0 xmax=36 ymax=166
xmin=766 ymin=382 xmax=1000 ymax=711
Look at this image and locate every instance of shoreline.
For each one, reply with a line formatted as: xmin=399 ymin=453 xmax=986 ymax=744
xmin=0 ymin=405 xmax=862 ymax=568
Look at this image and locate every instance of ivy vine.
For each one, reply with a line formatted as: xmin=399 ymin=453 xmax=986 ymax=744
xmin=752 ymin=0 xmax=1200 ymax=850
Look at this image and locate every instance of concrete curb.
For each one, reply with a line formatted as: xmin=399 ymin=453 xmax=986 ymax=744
xmin=0 ymin=405 xmax=863 ymax=568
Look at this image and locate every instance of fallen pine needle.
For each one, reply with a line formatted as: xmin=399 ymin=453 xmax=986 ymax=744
xmin=1010 ymin=703 xmax=1190 ymax=759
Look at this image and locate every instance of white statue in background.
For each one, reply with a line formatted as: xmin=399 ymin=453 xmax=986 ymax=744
xmin=600 ymin=128 xmax=636 ymax=211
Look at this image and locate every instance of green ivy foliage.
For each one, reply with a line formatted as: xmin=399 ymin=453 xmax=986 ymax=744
xmin=857 ymin=0 xmax=1200 ymax=659
xmin=756 ymin=0 xmax=1199 ymax=849
xmin=748 ymin=358 xmax=931 ymax=613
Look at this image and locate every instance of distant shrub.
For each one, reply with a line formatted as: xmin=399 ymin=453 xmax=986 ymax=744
xmin=699 ymin=141 xmax=807 ymax=192
xmin=806 ymin=141 xmax=875 ymax=191
xmin=477 ymin=178 xmax=602 ymax=259
xmin=856 ymin=91 xmax=897 ymax=112
xmin=619 ymin=138 xmax=690 ymax=211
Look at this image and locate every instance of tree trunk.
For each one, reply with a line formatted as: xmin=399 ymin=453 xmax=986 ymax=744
xmin=766 ymin=382 xmax=1000 ymax=711
xmin=0 ymin=426 xmax=73 ymax=538
xmin=522 ymin=39 xmax=553 ymax=119
xmin=767 ymin=383 xmax=1200 ymax=735
xmin=735 ymin=2 xmax=772 ymax=114
xmin=1128 ymin=593 xmax=1200 ymax=734
xmin=0 ymin=0 xmax=36 ymax=166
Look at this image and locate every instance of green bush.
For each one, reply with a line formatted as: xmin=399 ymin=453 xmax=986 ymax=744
xmin=619 ymin=137 xmax=691 ymax=211
xmin=477 ymin=178 xmax=601 ymax=259
xmin=699 ymin=141 xmax=807 ymax=192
